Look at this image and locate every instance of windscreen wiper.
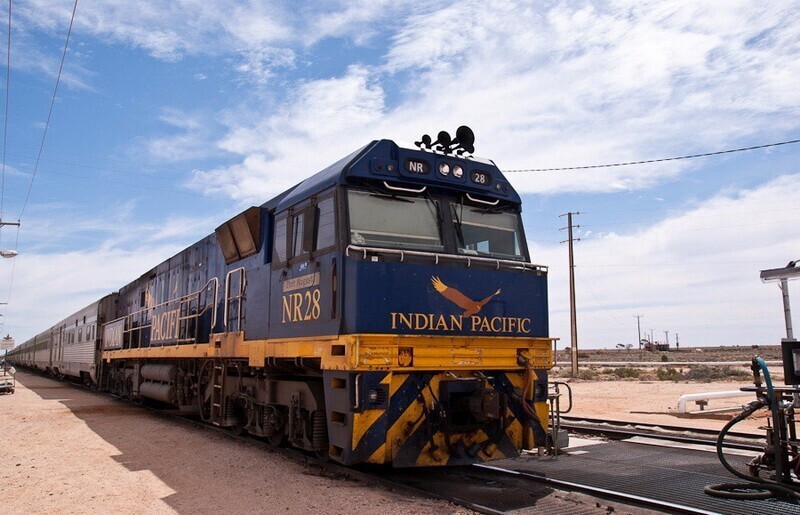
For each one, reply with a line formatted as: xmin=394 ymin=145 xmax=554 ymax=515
xmin=368 ymin=193 xmax=414 ymax=203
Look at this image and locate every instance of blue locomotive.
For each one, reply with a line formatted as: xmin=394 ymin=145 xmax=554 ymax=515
xmin=10 ymin=128 xmax=554 ymax=467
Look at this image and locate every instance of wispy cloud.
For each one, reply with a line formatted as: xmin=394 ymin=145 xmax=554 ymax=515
xmin=191 ymin=64 xmax=385 ymax=201
xmin=145 ymin=108 xmax=221 ymax=163
xmin=0 ymin=203 xmax=223 ymax=340
xmin=234 ymin=46 xmax=296 ymax=85
xmin=536 ymin=173 xmax=800 ymax=346
xmin=183 ymin=1 xmax=800 ymax=199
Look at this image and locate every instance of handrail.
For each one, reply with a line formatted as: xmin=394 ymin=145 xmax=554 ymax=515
xmin=103 ymin=277 xmax=219 ymax=348
xmin=346 ymin=244 xmax=547 ymax=272
xmin=382 ymin=181 xmax=426 ymax=194
xmin=465 ymin=192 xmax=499 ymax=206
xmin=105 ymin=277 xmax=219 ymax=326
xmin=224 ymin=267 xmax=246 ymax=332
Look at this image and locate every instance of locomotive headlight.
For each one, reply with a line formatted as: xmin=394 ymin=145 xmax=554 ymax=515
xmin=367 ymin=389 xmax=380 ymax=403
xmin=452 ymin=164 xmax=463 ymax=178
xmin=438 ymin=162 xmax=450 ymax=176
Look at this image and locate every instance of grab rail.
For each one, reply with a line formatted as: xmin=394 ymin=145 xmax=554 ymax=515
xmin=345 ymin=244 xmax=547 ymax=272
xmin=224 ymin=267 xmax=246 ymax=332
xmin=382 ymin=181 xmax=426 ymax=194
xmin=465 ymin=193 xmax=499 ymax=206
xmin=103 ymin=277 xmax=219 ymax=349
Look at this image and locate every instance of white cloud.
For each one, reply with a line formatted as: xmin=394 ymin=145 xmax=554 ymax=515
xmin=191 ymin=64 xmax=385 ymax=201
xmin=234 ymin=46 xmax=296 ymax=85
xmin=0 ymin=204 xmax=223 ymax=341
xmin=145 ymin=108 xmax=220 ymax=163
xmin=0 ymin=244 xmax=183 ymax=342
xmin=188 ymin=1 xmax=800 ymax=200
xmin=13 ymin=1 xmax=411 ymax=83
xmin=535 ymin=173 xmax=800 ymax=347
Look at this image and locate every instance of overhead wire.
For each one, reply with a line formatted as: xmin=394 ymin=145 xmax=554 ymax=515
xmin=574 ymin=270 xmax=627 ymax=327
xmin=4 ymin=0 xmax=77 ymax=310
xmin=581 ymin=260 xmax=772 ymax=268
xmin=504 ymin=137 xmax=800 ymax=173
xmin=0 ymin=0 xmax=10 ymax=246
xmin=5 ymin=141 xmax=199 ymax=174
xmin=17 ymin=0 xmax=78 ymax=220
xmin=7 ymin=151 xmax=229 ymax=191
xmin=37 ymin=167 xmax=231 ymax=200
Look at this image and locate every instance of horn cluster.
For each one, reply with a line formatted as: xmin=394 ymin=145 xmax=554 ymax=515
xmin=415 ymin=125 xmax=475 ymax=156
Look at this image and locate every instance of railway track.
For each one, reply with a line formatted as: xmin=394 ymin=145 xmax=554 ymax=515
xmin=559 ymin=415 xmax=764 ymax=452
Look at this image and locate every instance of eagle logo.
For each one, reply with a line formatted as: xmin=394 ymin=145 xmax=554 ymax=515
xmin=430 ymin=276 xmax=501 ymax=317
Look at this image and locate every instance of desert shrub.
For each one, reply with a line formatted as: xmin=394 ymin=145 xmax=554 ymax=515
xmin=660 ymin=354 xmax=669 ymax=362
xmin=684 ymin=366 xmax=750 ymax=382
xmin=578 ymin=352 xmax=590 ymax=358
xmin=577 ymin=368 xmax=598 ymax=380
xmin=657 ymin=367 xmax=682 ymax=381
xmin=612 ymin=367 xmax=642 ymax=379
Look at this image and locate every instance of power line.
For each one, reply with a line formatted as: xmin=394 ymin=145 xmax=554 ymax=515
xmin=6 ymin=141 xmax=208 ymax=174
xmin=37 ymin=167 xmax=230 ymax=200
xmin=0 ymin=0 xmax=11 ymax=244
xmin=579 ymin=209 xmax=800 ymax=228
xmin=574 ymin=270 xmax=627 ymax=327
xmin=17 ymin=0 xmax=78 ymax=219
xmin=504 ymin=137 xmax=800 ymax=173
xmin=580 ymin=260 xmax=771 ymax=268
xmin=7 ymin=151 xmax=225 ymax=190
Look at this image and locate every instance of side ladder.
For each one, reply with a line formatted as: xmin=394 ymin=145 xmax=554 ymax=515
xmin=210 ymin=360 xmax=226 ymax=426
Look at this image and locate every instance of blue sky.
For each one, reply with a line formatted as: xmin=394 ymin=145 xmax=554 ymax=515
xmin=1 ymin=0 xmax=799 ymax=348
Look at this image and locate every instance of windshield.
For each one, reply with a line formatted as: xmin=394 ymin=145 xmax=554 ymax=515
xmin=348 ymin=190 xmax=444 ymax=251
xmin=452 ymin=204 xmax=525 ymax=260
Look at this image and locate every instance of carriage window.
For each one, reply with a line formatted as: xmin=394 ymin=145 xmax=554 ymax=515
xmin=290 ymin=213 xmax=304 ymax=257
xmin=315 ymin=197 xmax=336 ymax=250
xmin=274 ymin=217 xmax=287 ymax=262
xmin=452 ymin=204 xmax=525 ymax=260
xmin=348 ymin=190 xmax=444 ymax=252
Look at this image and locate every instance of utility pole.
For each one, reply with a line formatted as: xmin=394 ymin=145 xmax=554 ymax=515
xmin=650 ymin=329 xmax=654 ymax=343
xmin=664 ymin=330 xmax=669 ymax=347
xmin=634 ymin=314 xmax=643 ymax=350
xmin=560 ymin=211 xmax=580 ymax=377
xmin=675 ymin=333 xmax=679 ymax=349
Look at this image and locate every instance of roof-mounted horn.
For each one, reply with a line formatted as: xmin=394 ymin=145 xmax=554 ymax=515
xmin=414 ymin=125 xmax=475 ymax=156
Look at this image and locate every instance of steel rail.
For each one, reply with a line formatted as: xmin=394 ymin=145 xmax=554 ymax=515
xmin=561 ymin=415 xmax=761 ymax=439
xmin=475 ymin=464 xmax=720 ymax=515
xmin=560 ymin=416 xmax=763 ymax=452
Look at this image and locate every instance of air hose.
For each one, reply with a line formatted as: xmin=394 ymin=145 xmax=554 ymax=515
xmin=520 ymin=361 xmax=549 ymax=447
xmin=705 ymin=358 xmax=800 ymax=500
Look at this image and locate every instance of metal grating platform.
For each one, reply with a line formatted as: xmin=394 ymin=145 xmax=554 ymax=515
xmin=494 ymin=439 xmax=800 ymax=514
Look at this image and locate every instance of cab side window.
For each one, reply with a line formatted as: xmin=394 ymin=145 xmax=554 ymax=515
xmin=315 ymin=197 xmax=336 ymax=251
xmin=274 ymin=217 xmax=287 ymax=263
xmin=290 ymin=212 xmax=304 ymax=258
xmin=275 ymin=194 xmax=337 ymax=265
